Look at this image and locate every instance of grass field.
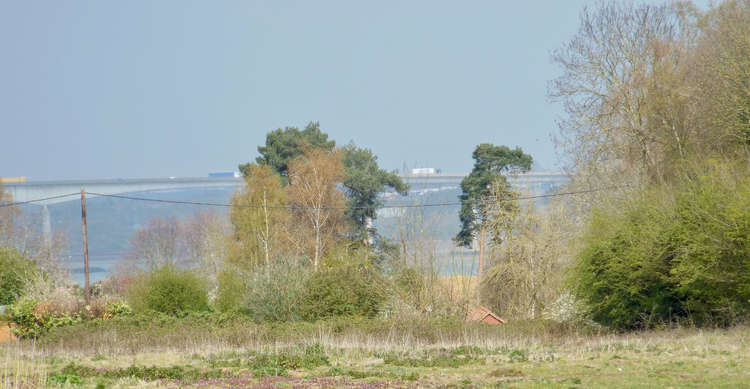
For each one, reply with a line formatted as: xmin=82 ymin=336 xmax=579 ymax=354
xmin=2 ymin=318 xmax=749 ymax=388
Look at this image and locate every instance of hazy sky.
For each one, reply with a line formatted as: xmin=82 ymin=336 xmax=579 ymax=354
xmin=0 ymin=1 xmax=710 ymax=180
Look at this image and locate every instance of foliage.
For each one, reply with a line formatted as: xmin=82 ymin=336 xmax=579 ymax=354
xmin=229 ymin=163 xmax=289 ymax=268
xmin=0 ymin=245 xmax=37 ymax=305
xmin=242 ymin=121 xmax=336 ymax=178
xmin=247 ymin=344 xmax=329 ymax=377
xmin=550 ymin=1 xmax=750 ymax=188
xmin=340 ymin=143 xmax=408 ymax=241
xmin=481 ymin=203 xmax=575 ymax=320
xmin=215 ymin=268 xmax=246 ymax=313
xmin=56 ymin=362 xmax=224 ymax=383
xmin=300 ymin=248 xmax=387 ymax=320
xmin=287 ymin=148 xmax=347 ymax=269
xmin=241 ymin=125 xmax=405 ymax=248
xmin=127 ymin=266 xmax=210 ymax=316
xmin=455 ymin=144 xmax=532 ymax=247
xmin=572 ymin=165 xmax=750 ymax=329
xmin=240 ymin=258 xmax=310 ymax=322
xmin=7 ymin=297 xmax=83 ymax=339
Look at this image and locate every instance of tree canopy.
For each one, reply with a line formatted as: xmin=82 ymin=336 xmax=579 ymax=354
xmin=240 ymin=122 xmax=335 ymax=178
xmin=241 ymin=124 xmax=407 ymax=240
xmin=455 ymin=144 xmax=532 ymax=247
xmin=341 ymin=143 xmax=408 ymax=242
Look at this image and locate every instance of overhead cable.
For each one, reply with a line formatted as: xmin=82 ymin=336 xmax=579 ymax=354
xmin=0 ymin=192 xmax=80 ymax=208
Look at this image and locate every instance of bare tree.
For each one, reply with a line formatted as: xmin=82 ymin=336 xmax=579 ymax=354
xmin=482 ymin=201 xmax=577 ymax=320
xmin=549 ymin=1 xmax=698 ymax=186
xmin=287 ymin=148 xmax=346 ymax=270
xmin=127 ymin=216 xmax=181 ymax=269
xmin=183 ymin=209 xmax=230 ymax=281
xmin=230 ymin=163 xmax=289 ymax=269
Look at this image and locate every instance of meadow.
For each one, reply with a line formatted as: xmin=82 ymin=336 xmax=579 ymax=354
xmin=2 ymin=318 xmax=749 ymax=388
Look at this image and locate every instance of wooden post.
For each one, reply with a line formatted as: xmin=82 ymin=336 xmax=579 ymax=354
xmin=80 ymin=189 xmax=91 ymax=307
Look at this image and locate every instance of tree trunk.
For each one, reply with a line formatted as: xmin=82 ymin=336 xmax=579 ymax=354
xmin=476 ymin=225 xmax=485 ymax=305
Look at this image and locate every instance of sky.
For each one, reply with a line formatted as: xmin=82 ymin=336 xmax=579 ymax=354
xmin=0 ymin=1 xmax=711 ymax=180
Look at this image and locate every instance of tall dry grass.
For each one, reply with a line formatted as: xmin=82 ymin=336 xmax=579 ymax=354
xmin=0 ymin=339 xmax=46 ymax=389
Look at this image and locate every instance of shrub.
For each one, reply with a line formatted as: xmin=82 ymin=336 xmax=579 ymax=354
xmin=220 ymin=258 xmax=309 ymax=321
xmin=215 ymin=268 xmax=245 ymax=313
xmin=8 ymin=297 xmax=83 ymax=339
xmin=127 ymin=266 xmax=209 ymax=315
xmin=572 ymin=167 xmax=750 ymax=329
xmin=0 ymin=246 xmax=37 ymax=305
xmin=299 ymin=254 xmax=386 ymax=320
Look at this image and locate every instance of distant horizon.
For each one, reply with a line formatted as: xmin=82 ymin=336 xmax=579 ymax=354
xmin=4 ymin=168 xmax=569 ymax=183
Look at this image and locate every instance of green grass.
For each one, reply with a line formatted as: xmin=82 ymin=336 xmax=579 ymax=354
xmin=2 ymin=319 xmax=750 ymax=388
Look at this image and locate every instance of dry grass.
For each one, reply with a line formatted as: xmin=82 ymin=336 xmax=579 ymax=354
xmin=0 ymin=323 xmax=14 ymax=344
xmin=2 ymin=320 xmax=750 ymax=388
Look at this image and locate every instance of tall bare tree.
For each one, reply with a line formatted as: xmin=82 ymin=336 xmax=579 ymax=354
xmin=287 ymin=148 xmax=346 ymax=270
xmin=127 ymin=216 xmax=181 ymax=269
xmin=549 ymin=1 xmax=698 ymax=186
xmin=230 ymin=164 xmax=289 ymax=269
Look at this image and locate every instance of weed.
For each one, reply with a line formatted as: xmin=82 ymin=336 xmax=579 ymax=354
xmin=383 ymin=352 xmax=482 ymax=368
xmin=488 ymin=367 xmax=525 ymax=377
xmin=47 ymin=373 xmax=84 ymax=387
xmin=508 ymin=349 xmax=528 ymax=363
xmin=55 ymin=362 xmax=225 ymax=384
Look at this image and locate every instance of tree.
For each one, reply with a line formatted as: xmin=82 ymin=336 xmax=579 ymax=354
xmin=482 ymin=200 xmax=574 ymax=319
xmin=341 ymin=143 xmax=408 ymax=243
xmin=230 ymin=164 xmax=289 ymax=269
xmin=182 ymin=209 xmax=229 ymax=283
xmin=692 ymin=1 xmax=750 ymax=161
xmin=287 ymin=148 xmax=346 ymax=270
xmin=455 ymin=144 xmax=532 ymax=291
xmin=549 ymin=1 xmax=699 ymax=185
xmin=0 ymin=182 xmax=19 ymax=243
xmin=241 ymin=121 xmax=335 ymax=178
xmin=0 ymin=246 xmax=37 ymax=305
xmin=127 ymin=216 xmax=181 ymax=269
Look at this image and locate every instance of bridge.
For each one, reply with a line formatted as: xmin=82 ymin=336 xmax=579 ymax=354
xmin=3 ymin=172 xmax=570 ymax=205
xmin=3 ymin=172 xmax=569 ymax=239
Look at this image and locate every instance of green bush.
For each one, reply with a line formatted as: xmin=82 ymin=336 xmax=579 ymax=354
xmin=218 ymin=258 xmax=309 ymax=321
xmin=572 ymin=168 xmax=750 ymax=329
xmin=8 ymin=297 xmax=83 ymax=339
xmin=299 ymin=256 xmax=386 ymax=320
xmin=0 ymin=246 xmax=37 ymax=305
xmin=215 ymin=268 xmax=245 ymax=313
xmin=127 ymin=266 xmax=209 ymax=316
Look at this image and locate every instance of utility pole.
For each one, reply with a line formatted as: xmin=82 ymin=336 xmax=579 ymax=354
xmin=80 ymin=189 xmax=91 ymax=306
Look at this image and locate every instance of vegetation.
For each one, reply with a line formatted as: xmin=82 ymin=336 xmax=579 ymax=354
xmin=0 ymin=246 xmax=37 ymax=305
xmin=455 ymin=144 xmax=533 ymax=294
xmin=242 ymin=121 xmax=336 ymax=179
xmin=4 ymin=319 xmax=750 ymax=388
xmin=5 ymin=1 xmax=750 ymax=387
xmin=572 ymin=165 xmax=750 ymax=329
xmin=341 ymin=143 xmax=409 ymax=242
xmin=127 ymin=265 xmax=210 ymax=315
xmin=299 ymin=249 xmax=386 ymax=320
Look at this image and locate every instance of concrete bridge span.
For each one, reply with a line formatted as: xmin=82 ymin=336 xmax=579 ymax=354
xmin=3 ymin=172 xmax=570 ymax=206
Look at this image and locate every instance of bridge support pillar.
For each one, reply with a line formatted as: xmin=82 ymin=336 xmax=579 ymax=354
xmin=42 ymin=204 xmax=51 ymax=244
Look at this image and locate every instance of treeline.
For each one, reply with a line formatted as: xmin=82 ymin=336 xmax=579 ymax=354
xmin=1 ymin=124 xmax=481 ymax=338
xmin=4 ymin=0 xmax=750 ymax=337
xmin=552 ymin=0 xmax=750 ymax=329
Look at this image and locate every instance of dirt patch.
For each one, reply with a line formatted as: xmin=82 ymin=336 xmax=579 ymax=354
xmin=0 ymin=321 xmax=15 ymax=343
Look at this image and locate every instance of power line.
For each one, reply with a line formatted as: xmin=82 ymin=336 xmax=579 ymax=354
xmin=1 ymin=186 xmax=618 ymax=211
xmin=85 ymin=186 xmax=616 ymax=210
xmin=0 ymin=192 xmax=80 ymax=208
